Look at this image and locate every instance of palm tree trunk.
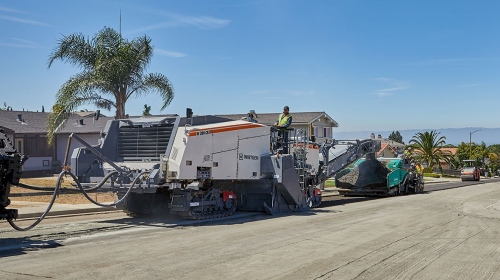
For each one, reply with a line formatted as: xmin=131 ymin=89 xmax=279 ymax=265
xmin=115 ymin=92 xmax=126 ymax=119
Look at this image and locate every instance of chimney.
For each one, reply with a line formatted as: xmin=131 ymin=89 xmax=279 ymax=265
xmin=186 ymin=108 xmax=193 ymax=118
xmin=377 ymin=134 xmax=382 ymax=139
xmin=17 ymin=114 xmax=22 ymax=122
xmin=370 ymin=133 xmax=375 ymax=140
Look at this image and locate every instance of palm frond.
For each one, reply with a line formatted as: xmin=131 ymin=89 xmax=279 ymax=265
xmin=48 ymin=33 xmax=96 ymax=69
xmin=48 ymin=26 xmax=175 ymax=124
xmin=132 ymin=73 xmax=174 ymax=110
xmin=46 ymin=72 xmax=115 ymax=143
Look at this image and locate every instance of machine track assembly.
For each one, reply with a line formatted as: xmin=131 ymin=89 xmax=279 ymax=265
xmin=176 ymin=206 xmax=237 ymax=220
xmin=170 ymin=188 xmax=237 ymax=220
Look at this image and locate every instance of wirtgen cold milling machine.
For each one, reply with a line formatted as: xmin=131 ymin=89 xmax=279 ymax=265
xmin=68 ymin=111 xmax=378 ymax=219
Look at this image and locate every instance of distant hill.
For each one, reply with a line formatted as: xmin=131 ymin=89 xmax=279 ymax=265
xmin=333 ymin=127 xmax=500 ymax=146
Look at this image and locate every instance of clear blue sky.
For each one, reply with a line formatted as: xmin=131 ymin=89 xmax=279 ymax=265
xmin=1 ymin=0 xmax=500 ymax=132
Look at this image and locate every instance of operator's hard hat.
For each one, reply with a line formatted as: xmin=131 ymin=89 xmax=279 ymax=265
xmin=284 ymin=106 xmax=289 ymax=110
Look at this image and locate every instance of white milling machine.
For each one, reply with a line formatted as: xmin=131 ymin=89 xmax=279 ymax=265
xmin=70 ymin=112 xmax=377 ymax=219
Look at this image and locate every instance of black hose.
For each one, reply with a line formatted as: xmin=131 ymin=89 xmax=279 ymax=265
xmin=16 ymin=183 xmax=80 ymax=193
xmin=7 ymin=170 xmax=145 ymax=231
xmin=76 ymin=170 xmax=120 ymax=191
xmin=8 ymin=171 xmax=66 ymax=231
xmin=67 ymin=170 xmax=148 ymax=207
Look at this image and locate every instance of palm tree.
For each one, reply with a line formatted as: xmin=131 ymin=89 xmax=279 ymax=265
xmin=407 ymin=131 xmax=453 ymax=172
xmin=143 ymin=104 xmax=152 ymax=116
xmin=46 ymin=27 xmax=174 ymax=142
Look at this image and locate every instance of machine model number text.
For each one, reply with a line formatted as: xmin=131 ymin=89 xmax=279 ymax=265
xmin=196 ymin=130 xmax=211 ymax=136
xmin=239 ymin=153 xmax=259 ymax=160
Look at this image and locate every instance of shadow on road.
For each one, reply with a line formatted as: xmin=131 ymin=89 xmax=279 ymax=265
xmin=0 ymin=238 xmax=62 ymax=258
xmin=319 ymin=196 xmax=380 ymax=208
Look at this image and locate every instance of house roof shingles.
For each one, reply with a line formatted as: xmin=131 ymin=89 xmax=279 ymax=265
xmin=55 ymin=114 xmax=115 ymax=134
xmin=0 ymin=110 xmax=113 ymax=135
xmin=0 ymin=110 xmax=50 ymax=134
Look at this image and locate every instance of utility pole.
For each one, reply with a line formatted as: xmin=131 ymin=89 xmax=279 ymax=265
xmin=469 ymin=129 xmax=482 ymax=160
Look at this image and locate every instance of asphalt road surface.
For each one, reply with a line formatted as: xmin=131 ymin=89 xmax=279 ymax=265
xmin=1 ymin=179 xmax=500 ymax=280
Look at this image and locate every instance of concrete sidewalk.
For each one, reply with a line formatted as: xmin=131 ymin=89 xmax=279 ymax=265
xmin=6 ymin=176 xmax=463 ymax=220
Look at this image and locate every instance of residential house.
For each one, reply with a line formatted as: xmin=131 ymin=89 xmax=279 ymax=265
xmin=217 ymin=111 xmax=338 ymax=142
xmin=0 ymin=110 xmax=112 ymax=177
xmin=370 ymin=133 xmax=406 ymax=158
xmin=0 ymin=110 xmax=53 ymax=177
xmin=438 ymin=147 xmax=458 ymax=170
xmin=377 ymin=143 xmax=399 ymax=158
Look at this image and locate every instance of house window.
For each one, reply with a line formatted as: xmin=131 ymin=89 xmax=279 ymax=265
xmin=24 ymin=136 xmax=52 ymax=157
xmin=313 ymin=127 xmax=332 ymax=138
xmin=323 ymin=127 xmax=332 ymax=138
xmin=313 ymin=127 xmax=321 ymax=138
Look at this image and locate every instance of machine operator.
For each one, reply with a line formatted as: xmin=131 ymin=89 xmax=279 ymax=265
xmin=247 ymin=110 xmax=258 ymax=123
xmin=273 ymin=106 xmax=292 ymax=153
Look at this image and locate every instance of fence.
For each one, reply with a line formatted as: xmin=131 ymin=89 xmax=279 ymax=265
xmin=432 ymin=167 xmax=461 ymax=176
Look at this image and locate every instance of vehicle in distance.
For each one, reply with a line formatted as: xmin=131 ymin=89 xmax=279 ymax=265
xmin=461 ymin=160 xmax=480 ymax=182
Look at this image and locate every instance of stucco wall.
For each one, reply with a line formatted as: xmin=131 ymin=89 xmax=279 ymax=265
xmin=22 ymin=156 xmax=53 ymax=171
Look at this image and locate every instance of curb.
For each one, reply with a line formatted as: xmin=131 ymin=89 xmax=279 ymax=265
xmin=16 ymin=206 xmax=118 ymax=220
xmin=424 ymin=180 xmax=450 ymax=185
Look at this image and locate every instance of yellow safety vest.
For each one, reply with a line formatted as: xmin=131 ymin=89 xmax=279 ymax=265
xmin=415 ymin=164 xmax=424 ymax=174
xmin=278 ymin=113 xmax=292 ymax=127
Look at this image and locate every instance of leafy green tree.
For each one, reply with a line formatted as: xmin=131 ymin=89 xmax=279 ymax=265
xmin=483 ymin=144 xmax=500 ymax=175
xmin=407 ymin=130 xmax=453 ymax=172
xmin=388 ymin=131 xmax=404 ymax=144
xmin=476 ymin=142 xmax=498 ymax=168
xmin=488 ymin=144 xmax=500 ymax=155
xmin=47 ymin=26 xmax=174 ymax=143
xmin=455 ymin=142 xmax=474 ymax=163
xmin=456 ymin=141 xmax=496 ymax=167
xmin=143 ymin=104 xmax=152 ymax=116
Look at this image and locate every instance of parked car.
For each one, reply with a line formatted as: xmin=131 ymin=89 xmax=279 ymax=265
xmin=461 ymin=160 xmax=480 ymax=182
